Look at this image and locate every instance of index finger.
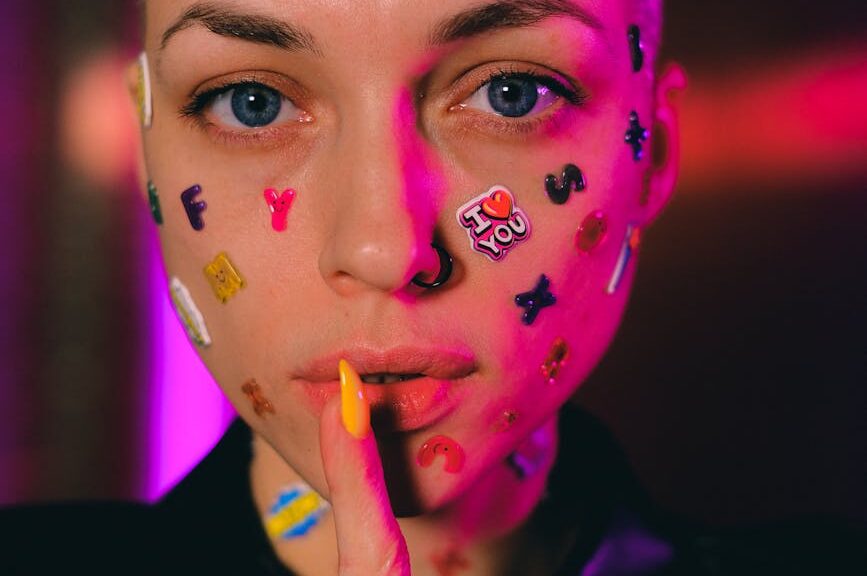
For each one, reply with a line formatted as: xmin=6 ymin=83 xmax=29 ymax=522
xmin=319 ymin=360 xmax=411 ymax=576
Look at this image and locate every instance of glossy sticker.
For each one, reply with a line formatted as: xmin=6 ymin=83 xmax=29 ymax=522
xmin=135 ymin=52 xmax=153 ymax=128
xmin=515 ymin=275 xmax=557 ymax=326
xmin=541 ymin=337 xmax=569 ymax=384
xmin=418 ymin=435 xmax=465 ymax=473
xmin=264 ymin=188 xmax=296 ymax=232
xmin=607 ymin=226 xmax=641 ymax=295
xmin=456 ymin=185 xmax=531 ymax=262
xmin=204 ymin=252 xmax=246 ymax=303
xmin=265 ymin=484 xmax=330 ymax=540
xmin=169 ymin=277 xmax=211 ymax=347
xmin=575 ymin=211 xmax=608 ymax=253
xmin=147 ymin=181 xmax=163 ymax=225
xmin=493 ymin=410 xmax=519 ymax=433
xmin=544 ymin=164 xmax=587 ymax=205
xmin=181 ymin=185 xmax=207 ymax=231
xmin=625 ymin=111 xmax=649 ymax=162
xmin=242 ymin=379 xmax=275 ymax=417
xmin=628 ymin=25 xmax=644 ymax=73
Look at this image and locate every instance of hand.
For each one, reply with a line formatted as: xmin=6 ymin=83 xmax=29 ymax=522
xmin=319 ymin=362 xmax=411 ymax=575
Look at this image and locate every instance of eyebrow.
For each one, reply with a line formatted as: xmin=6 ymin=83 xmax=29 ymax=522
xmin=430 ymin=0 xmax=603 ymax=45
xmin=159 ymin=2 xmax=321 ymax=54
xmin=159 ymin=0 xmax=600 ymax=56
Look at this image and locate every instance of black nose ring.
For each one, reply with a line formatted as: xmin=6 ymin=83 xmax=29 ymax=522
xmin=412 ymin=243 xmax=453 ymax=289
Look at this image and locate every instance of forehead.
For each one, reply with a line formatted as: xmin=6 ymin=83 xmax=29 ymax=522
xmin=146 ymin=0 xmax=628 ymax=46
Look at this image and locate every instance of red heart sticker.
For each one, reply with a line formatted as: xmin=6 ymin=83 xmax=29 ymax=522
xmin=481 ymin=189 xmax=513 ymax=220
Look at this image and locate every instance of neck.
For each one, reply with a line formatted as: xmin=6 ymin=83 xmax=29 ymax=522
xmin=249 ymin=416 xmax=563 ymax=576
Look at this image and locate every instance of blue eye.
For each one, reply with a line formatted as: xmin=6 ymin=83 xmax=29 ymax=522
xmin=487 ymin=76 xmax=540 ymax=117
xmin=230 ymin=83 xmax=283 ymax=127
xmin=460 ymin=72 xmax=580 ymax=120
xmin=186 ymin=81 xmax=308 ymax=130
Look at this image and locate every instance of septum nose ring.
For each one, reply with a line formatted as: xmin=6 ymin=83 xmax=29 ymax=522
xmin=411 ymin=243 xmax=453 ymax=289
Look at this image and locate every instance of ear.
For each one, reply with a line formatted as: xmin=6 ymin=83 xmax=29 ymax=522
xmin=640 ymin=63 xmax=687 ymax=226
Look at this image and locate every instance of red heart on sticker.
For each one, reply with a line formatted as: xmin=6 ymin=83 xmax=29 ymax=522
xmin=481 ymin=189 xmax=513 ymax=220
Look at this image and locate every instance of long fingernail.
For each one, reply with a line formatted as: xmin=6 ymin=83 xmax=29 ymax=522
xmin=339 ymin=359 xmax=370 ymax=439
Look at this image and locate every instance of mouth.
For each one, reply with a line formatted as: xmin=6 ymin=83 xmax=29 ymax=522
xmin=360 ymin=373 xmax=424 ymax=384
xmin=293 ymin=346 xmax=476 ymax=433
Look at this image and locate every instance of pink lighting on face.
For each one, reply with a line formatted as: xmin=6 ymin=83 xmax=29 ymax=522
xmin=146 ymin=232 xmax=234 ymax=501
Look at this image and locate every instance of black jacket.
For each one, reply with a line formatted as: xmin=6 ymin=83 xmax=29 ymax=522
xmin=2 ymin=407 xmax=863 ymax=575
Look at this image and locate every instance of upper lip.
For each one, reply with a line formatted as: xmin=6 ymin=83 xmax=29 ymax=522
xmin=292 ymin=345 xmax=477 ymax=383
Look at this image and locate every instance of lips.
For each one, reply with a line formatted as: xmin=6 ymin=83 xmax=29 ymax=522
xmin=292 ymin=346 xmax=476 ymax=433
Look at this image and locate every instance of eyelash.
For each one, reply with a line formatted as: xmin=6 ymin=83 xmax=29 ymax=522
xmin=472 ymin=67 xmax=586 ymax=106
xmin=178 ymin=67 xmax=588 ymax=144
xmin=458 ymin=66 xmax=588 ymax=134
xmin=179 ymin=80 xmax=303 ymax=146
xmin=180 ymin=86 xmax=230 ymax=120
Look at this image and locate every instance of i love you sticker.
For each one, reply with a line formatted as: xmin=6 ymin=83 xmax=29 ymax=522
xmin=456 ymin=185 xmax=531 ymax=262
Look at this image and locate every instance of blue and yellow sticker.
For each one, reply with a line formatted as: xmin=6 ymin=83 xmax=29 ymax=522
xmin=265 ymin=484 xmax=329 ymax=540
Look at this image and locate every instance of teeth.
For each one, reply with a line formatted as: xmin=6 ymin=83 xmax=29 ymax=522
xmin=360 ymin=373 xmax=422 ymax=384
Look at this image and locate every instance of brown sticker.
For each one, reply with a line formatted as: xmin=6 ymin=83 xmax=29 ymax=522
xmin=541 ymin=338 xmax=569 ymax=384
xmin=431 ymin=547 xmax=471 ymax=576
xmin=242 ymin=379 xmax=275 ymax=417
xmin=492 ymin=410 xmax=519 ymax=433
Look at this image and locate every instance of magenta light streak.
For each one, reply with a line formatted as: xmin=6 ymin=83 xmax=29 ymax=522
xmin=145 ymin=231 xmax=235 ymax=502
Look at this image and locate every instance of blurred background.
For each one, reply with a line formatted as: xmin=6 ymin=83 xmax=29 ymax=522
xmin=0 ymin=0 xmax=865 ymax=529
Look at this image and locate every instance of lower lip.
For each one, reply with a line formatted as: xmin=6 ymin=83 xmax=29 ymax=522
xmin=298 ymin=377 xmax=456 ymax=433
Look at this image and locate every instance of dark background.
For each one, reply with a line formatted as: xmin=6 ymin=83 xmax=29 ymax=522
xmin=1 ymin=1 xmax=865 ymax=528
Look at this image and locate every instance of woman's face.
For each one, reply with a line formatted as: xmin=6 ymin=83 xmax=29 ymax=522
xmin=142 ymin=0 xmax=676 ymax=513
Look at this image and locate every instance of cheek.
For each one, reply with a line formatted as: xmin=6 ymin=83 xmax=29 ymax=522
xmin=460 ymin=182 xmax=632 ymax=402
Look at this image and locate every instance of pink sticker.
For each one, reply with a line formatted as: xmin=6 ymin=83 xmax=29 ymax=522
xmin=456 ymin=186 xmax=531 ymax=262
xmin=264 ymin=188 xmax=296 ymax=232
xmin=418 ymin=435 xmax=465 ymax=473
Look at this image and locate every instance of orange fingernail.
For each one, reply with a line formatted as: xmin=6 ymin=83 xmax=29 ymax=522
xmin=339 ymin=359 xmax=370 ymax=439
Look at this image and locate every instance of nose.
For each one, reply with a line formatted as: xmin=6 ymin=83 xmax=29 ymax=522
xmin=318 ymin=90 xmax=441 ymax=296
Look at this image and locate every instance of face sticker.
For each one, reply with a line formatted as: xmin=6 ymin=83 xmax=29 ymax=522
xmin=241 ymin=379 xmax=275 ymax=417
xmin=625 ymin=111 xmax=649 ymax=162
xmin=169 ymin=277 xmax=212 ymax=347
xmin=541 ymin=337 xmax=569 ymax=384
xmin=493 ymin=410 xmax=519 ymax=433
xmin=147 ymin=181 xmax=163 ymax=225
xmin=204 ymin=252 xmax=246 ymax=303
xmin=544 ymin=164 xmax=587 ymax=205
xmin=265 ymin=484 xmax=330 ymax=540
xmin=575 ymin=211 xmax=608 ymax=253
xmin=506 ymin=426 xmax=554 ymax=480
xmin=135 ymin=52 xmax=153 ymax=128
xmin=264 ymin=188 xmax=296 ymax=232
xmin=431 ymin=547 xmax=471 ymax=576
xmin=181 ymin=185 xmax=207 ymax=231
xmin=515 ymin=275 xmax=557 ymax=326
xmin=418 ymin=435 xmax=465 ymax=473
xmin=607 ymin=226 xmax=641 ymax=295
xmin=628 ymin=25 xmax=644 ymax=73
xmin=456 ymin=186 xmax=531 ymax=262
